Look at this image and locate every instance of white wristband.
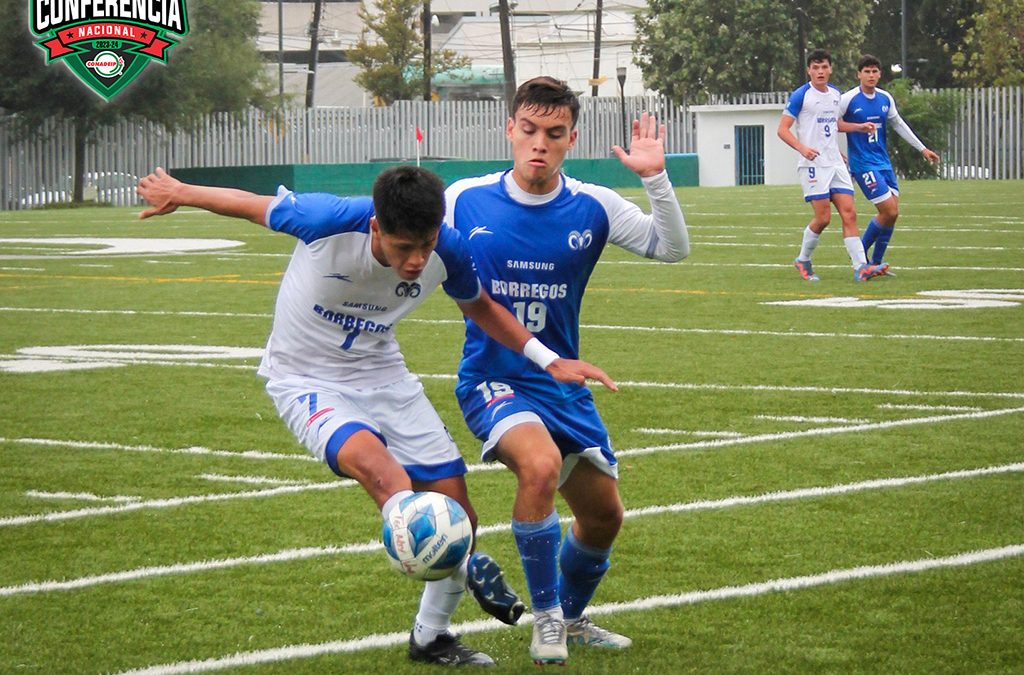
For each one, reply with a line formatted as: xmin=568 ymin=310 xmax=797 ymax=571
xmin=523 ymin=337 xmax=560 ymax=370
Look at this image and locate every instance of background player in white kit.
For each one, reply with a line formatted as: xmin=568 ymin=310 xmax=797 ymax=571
xmin=777 ymin=48 xmax=888 ymax=282
xmin=136 ymin=164 xmax=615 ymax=667
xmin=445 ymin=76 xmax=689 ymax=665
xmin=841 ymin=54 xmax=941 ymax=273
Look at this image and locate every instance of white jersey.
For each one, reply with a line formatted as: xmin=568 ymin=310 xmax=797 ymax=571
xmin=783 ymin=82 xmax=845 ymax=168
xmin=256 ymin=187 xmax=481 ymax=389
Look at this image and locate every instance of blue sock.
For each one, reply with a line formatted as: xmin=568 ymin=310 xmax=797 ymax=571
xmin=558 ymin=527 xmax=611 ymax=620
xmin=512 ymin=511 xmax=563 ymax=611
xmin=861 ymin=218 xmax=881 ymax=257
xmin=872 ymin=225 xmax=894 ymax=264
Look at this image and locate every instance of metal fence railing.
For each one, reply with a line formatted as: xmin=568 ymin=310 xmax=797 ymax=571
xmin=1 ymin=87 xmax=1020 ymax=210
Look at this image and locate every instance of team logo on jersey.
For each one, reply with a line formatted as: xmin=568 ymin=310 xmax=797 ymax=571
xmin=30 ymin=0 xmax=189 ymax=100
xmin=395 ymin=281 xmax=422 ymax=297
xmin=567 ymin=229 xmax=593 ymax=251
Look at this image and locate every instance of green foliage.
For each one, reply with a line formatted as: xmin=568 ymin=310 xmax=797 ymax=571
xmin=347 ymin=0 xmax=469 ymax=105
xmin=951 ymin=0 xmax=1024 ymax=86
xmin=634 ymin=0 xmax=868 ymax=102
xmin=883 ymin=79 xmax=961 ymax=179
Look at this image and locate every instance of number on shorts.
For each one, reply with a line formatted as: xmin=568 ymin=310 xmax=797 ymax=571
xmin=476 ymin=381 xmax=514 ymax=404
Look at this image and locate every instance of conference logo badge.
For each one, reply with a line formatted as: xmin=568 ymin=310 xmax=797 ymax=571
xmin=30 ymin=1 xmax=189 ymax=100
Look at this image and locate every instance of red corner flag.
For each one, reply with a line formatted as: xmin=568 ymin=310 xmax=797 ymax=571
xmin=415 ymin=126 xmax=424 ymax=142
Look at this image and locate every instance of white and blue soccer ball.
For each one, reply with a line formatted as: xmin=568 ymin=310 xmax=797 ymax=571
xmin=382 ymin=491 xmax=474 ymax=581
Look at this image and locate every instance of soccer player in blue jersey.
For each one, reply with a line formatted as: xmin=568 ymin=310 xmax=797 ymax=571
xmin=444 ymin=76 xmax=690 ymax=665
xmin=841 ymin=54 xmax=941 ymax=273
xmin=136 ymin=164 xmax=615 ymax=667
xmin=778 ymin=48 xmax=888 ymax=282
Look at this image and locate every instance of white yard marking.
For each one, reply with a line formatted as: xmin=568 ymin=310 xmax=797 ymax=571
xmin=0 ymin=237 xmax=245 ymax=260
xmin=0 ymin=436 xmax=316 ymax=462
xmin=3 ymin=462 xmax=1021 ymax=598
xmin=754 ymin=415 xmax=870 ymax=424
xmin=115 ymin=544 xmax=1024 ymax=674
xmin=25 ymin=490 xmax=140 ymax=504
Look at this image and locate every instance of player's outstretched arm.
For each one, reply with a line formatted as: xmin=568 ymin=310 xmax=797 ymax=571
xmin=137 ymin=167 xmax=273 ymax=225
xmin=612 ymin=111 xmax=666 ymax=178
xmin=457 ymin=290 xmax=617 ymax=391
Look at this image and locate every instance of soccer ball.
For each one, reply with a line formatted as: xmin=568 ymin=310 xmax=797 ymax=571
xmin=382 ymin=491 xmax=474 ymax=581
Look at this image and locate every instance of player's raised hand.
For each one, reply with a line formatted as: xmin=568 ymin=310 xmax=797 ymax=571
xmin=612 ymin=111 xmax=667 ymax=178
xmin=137 ymin=167 xmax=181 ymax=219
xmin=545 ymin=358 xmax=618 ymax=392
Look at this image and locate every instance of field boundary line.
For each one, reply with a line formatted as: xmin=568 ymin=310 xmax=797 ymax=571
xmin=3 ymin=461 xmax=1021 ymax=598
xmin=2 ymin=306 xmax=1023 ymax=344
xmin=115 ymin=544 xmax=1024 ymax=674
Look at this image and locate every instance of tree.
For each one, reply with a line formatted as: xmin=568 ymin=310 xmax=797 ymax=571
xmin=862 ymin=0 xmax=977 ymax=88
xmin=634 ymin=0 xmax=868 ymax=103
xmin=884 ymin=79 xmax=961 ymax=179
xmin=0 ymin=0 xmax=273 ymax=202
xmin=347 ymin=0 xmax=469 ymax=105
xmin=951 ymin=0 xmax=1024 ymax=86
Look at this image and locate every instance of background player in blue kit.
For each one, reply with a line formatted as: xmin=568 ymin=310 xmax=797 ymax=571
xmin=444 ymin=76 xmax=690 ymax=665
xmin=841 ymin=54 xmax=941 ymax=273
xmin=136 ymin=164 xmax=615 ymax=667
xmin=778 ymin=48 xmax=888 ymax=282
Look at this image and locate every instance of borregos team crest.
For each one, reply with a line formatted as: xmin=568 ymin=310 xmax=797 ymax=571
xmin=30 ymin=0 xmax=189 ymax=100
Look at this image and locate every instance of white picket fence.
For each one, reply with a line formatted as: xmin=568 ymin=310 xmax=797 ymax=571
xmin=1 ymin=87 xmax=1021 ymax=210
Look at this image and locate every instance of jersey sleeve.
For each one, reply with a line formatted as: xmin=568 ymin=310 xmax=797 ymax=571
xmin=883 ymin=91 xmax=927 ymax=151
xmin=783 ymin=85 xmax=807 ymax=118
xmin=434 ymin=224 xmax=482 ymax=303
xmin=265 ymin=187 xmax=375 ymax=244
xmin=603 ymin=172 xmax=689 ymax=262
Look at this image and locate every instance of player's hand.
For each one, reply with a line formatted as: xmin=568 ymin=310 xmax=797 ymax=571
xmin=545 ymin=358 xmax=618 ymax=391
xmin=612 ymin=111 xmax=666 ymax=178
xmin=137 ymin=167 xmax=182 ymax=219
xmin=801 ymin=146 xmax=820 ymax=161
xmin=858 ymin=121 xmax=876 ymax=134
xmin=922 ymin=148 xmax=940 ymax=164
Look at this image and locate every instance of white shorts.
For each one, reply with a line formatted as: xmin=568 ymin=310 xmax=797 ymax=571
xmin=265 ymin=373 xmax=466 ymax=481
xmin=799 ymin=164 xmax=855 ymax=201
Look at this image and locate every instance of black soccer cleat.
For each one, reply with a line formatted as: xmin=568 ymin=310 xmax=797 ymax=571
xmin=466 ymin=551 xmax=526 ymax=626
xmin=408 ymin=631 xmax=496 ymax=667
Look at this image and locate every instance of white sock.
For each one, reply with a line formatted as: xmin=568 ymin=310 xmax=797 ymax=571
xmin=798 ymin=226 xmax=820 ymax=261
xmin=844 ymin=236 xmax=868 ymax=268
xmin=380 ymin=489 xmax=414 ymax=518
xmin=412 ymin=555 xmax=469 ymax=646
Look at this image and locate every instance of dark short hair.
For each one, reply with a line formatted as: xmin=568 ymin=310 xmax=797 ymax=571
xmin=371 ymin=165 xmax=445 ymax=239
xmin=511 ymin=76 xmax=581 ymax=128
xmin=807 ymin=48 xmax=832 ymax=67
xmin=858 ymin=54 xmax=882 ymax=71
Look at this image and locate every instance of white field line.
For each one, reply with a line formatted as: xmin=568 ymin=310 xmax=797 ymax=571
xmin=2 ymin=405 xmax=1024 ymax=528
xmin=753 ymin=415 xmax=871 ymax=424
xmin=3 ymin=461 xmax=1021 ymax=599
xmin=614 ymin=405 xmax=1024 ymax=458
xmin=24 ymin=490 xmax=140 ymax=504
xmin=878 ymin=403 xmax=983 ymax=412
xmin=116 ymin=544 xmax=1024 ymax=675
xmin=600 ymin=260 xmax=1024 ymax=272
xmin=2 ymin=306 xmax=1023 ymax=344
xmin=0 ymin=436 xmax=318 ymax=463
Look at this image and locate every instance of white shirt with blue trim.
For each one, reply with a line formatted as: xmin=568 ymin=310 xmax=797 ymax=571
xmin=783 ymin=82 xmax=845 ymax=168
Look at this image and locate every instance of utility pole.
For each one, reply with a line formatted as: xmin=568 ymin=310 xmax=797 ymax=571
xmin=278 ymin=0 xmax=284 ymax=105
xmin=498 ymin=0 xmax=516 ymax=113
xmin=900 ymin=0 xmax=908 ymax=78
xmin=795 ymin=5 xmax=807 ymax=84
xmin=590 ymin=0 xmax=602 ymax=97
xmin=304 ymin=0 xmax=323 ymax=109
xmin=422 ymin=1 xmax=432 ymax=101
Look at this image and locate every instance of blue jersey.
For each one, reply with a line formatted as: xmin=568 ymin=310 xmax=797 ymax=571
xmin=258 ymin=188 xmax=480 ymax=388
xmin=446 ymin=170 xmax=688 ymax=401
xmin=840 ymin=86 xmax=926 ymax=173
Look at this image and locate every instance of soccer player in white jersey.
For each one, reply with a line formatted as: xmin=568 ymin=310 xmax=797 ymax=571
xmin=444 ymin=76 xmax=690 ymax=665
xmin=136 ymin=164 xmax=615 ymax=667
xmin=778 ymin=48 xmax=888 ymax=282
xmin=841 ymin=54 xmax=941 ymax=273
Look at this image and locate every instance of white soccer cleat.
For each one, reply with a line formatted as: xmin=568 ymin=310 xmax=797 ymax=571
xmin=530 ymin=612 xmax=568 ymax=665
xmin=565 ymin=616 xmax=633 ymax=649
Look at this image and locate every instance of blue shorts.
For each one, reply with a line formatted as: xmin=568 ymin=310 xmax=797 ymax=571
xmin=456 ymin=378 xmax=618 ymax=486
xmin=853 ymin=168 xmax=899 ymax=204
